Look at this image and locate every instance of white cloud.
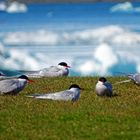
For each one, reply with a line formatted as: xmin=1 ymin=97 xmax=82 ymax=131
xmin=0 ymin=2 xmax=6 ymax=11
xmin=94 ymin=44 xmax=118 ymax=73
xmin=110 ymin=2 xmax=133 ymax=12
xmin=4 ymin=30 xmax=60 ymax=45
xmin=110 ymin=2 xmax=140 ymax=13
xmin=0 ymin=1 xmax=27 ymax=13
xmin=1 ymin=25 xmax=140 ymax=76
xmin=0 ymin=42 xmax=73 ymax=72
xmin=9 ymin=49 xmax=39 ymax=69
xmin=1 ymin=49 xmax=39 ymax=70
xmin=77 ymin=61 xmax=97 ymax=75
xmin=75 ymin=44 xmax=118 ymax=75
xmin=3 ymin=25 xmax=140 ymax=47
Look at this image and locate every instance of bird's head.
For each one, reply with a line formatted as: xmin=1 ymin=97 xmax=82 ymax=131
xmin=18 ymin=75 xmax=34 ymax=83
xmin=58 ymin=62 xmax=70 ymax=69
xmin=69 ymin=84 xmax=84 ymax=90
xmin=98 ymin=77 xmax=107 ymax=83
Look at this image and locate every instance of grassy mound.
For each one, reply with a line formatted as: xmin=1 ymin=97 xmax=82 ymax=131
xmin=0 ymin=77 xmax=140 ymax=140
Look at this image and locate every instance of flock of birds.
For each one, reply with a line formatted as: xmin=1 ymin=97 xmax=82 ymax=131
xmin=0 ymin=62 xmax=140 ymax=101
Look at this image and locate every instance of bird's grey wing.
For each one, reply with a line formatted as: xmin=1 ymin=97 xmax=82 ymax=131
xmin=26 ymin=93 xmax=45 ymax=98
xmin=27 ymin=90 xmax=74 ymax=101
xmin=103 ymin=82 xmax=113 ymax=97
xmin=42 ymin=66 xmax=60 ymax=72
xmin=0 ymin=79 xmax=18 ymax=94
xmin=52 ymin=90 xmax=75 ymax=101
xmin=40 ymin=67 xmax=62 ymax=77
xmin=41 ymin=65 xmax=69 ymax=77
xmin=104 ymin=82 xmax=112 ymax=90
xmin=25 ymin=92 xmax=63 ymax=99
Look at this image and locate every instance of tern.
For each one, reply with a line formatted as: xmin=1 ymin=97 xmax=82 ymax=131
xmin=26 ymin=84 xmax=82 ymax=101
xmin=95 ymin=77 xmax=113 ymax=97
xmin=19 ymin=62 xmax=70 ymax=78
xmin=127 ymin=73 xmax=140 ymax=84
xmin=0 ymin=75 xmax=33 ymax=95
xmin=115 ymin=73 xmax=140 ymax=85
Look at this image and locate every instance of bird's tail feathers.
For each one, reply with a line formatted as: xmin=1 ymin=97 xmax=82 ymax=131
xmin=26 ymin=93 xmax=52 ymax=99
xmin=26 ymin=93 xmax=43 ymax=98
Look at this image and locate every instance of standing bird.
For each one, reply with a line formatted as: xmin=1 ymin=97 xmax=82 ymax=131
xmin=19 ymin=62 xmax=70 ymax=78
xmin=95 ymin=77 xmax=112 ymax=97
xmin=0 ymin=75 xmax=33 ymax=95
xmin=26 ymin=84 xmax=82 ymax=101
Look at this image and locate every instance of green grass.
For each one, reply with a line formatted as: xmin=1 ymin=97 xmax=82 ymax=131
xmin=0 ymin=76 xmax=140 ymax=140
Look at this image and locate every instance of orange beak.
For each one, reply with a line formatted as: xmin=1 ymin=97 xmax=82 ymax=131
xmin=80 ymin=88 xmax=84 ymax=90
xmin=66 ymin=65 xmax=71 ymax=68
xmin=27 ymin=79 xmax=34 ymax=83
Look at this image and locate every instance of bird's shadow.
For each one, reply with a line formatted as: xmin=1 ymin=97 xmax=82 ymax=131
xmin=112 ymin=93 xmax=119 ymax=97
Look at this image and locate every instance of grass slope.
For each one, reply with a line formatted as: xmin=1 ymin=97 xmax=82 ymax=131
xmin=0 ymin=76 xmax=140 ymax=140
